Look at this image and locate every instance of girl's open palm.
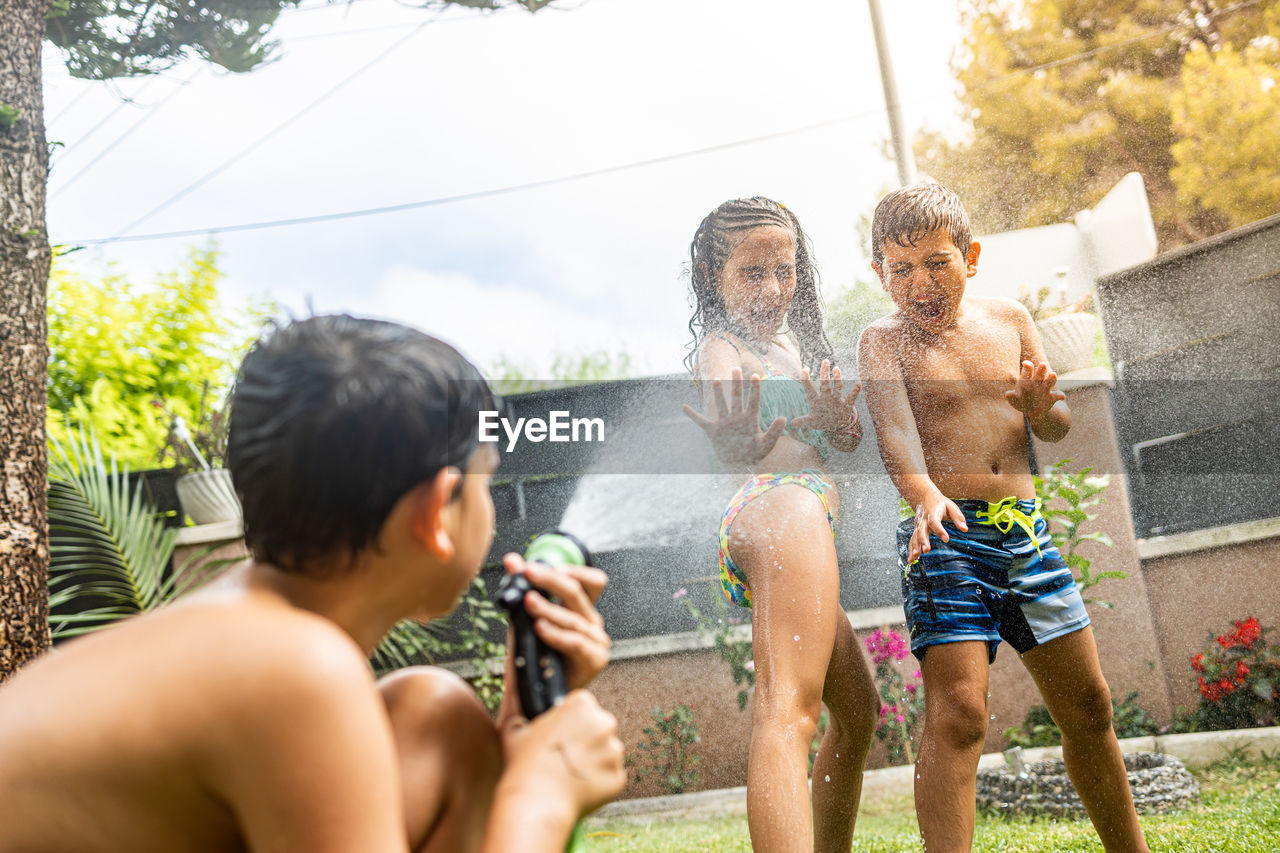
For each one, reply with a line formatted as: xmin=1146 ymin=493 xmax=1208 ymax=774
xmin=789 ymin=359 xmax=861 ymax=434
xmin=683 ymin=368 xmax=786 ymax=468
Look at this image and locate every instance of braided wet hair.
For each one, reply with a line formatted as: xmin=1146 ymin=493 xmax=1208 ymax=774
xmin=684 ymin=196 xmax=833 ymax=373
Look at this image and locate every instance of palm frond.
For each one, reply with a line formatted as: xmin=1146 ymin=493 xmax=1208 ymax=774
xmin=371 ymin=619 xmax=453 ymax=675
xmin=47 ymin=428 xmax=178 ymax=639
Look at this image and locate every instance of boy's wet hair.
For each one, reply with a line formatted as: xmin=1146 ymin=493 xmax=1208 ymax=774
xmin=226 ymin=314 xmax=495 ymax=574
xmin=685 ymin=196 xmax=834 ymax=372
xmin=871 ymin=179 xmax=972 ymax=266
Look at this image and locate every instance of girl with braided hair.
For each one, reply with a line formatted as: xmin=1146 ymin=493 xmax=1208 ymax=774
xmin=682 ymin=197 xmax=879 ymax=852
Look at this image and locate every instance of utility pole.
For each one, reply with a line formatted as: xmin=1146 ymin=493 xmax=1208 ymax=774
xmin=867 ymin=0 xmax=917 ymax=187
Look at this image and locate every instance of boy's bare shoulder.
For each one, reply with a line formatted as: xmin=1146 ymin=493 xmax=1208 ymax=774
xmin=858 ymin=312 xmax=909 ymax=350
xmin=167 ymin=594 xmax=375 ymax=705
xmin=861 ymin=311 xmax=910 ymax=337
xmin=966 ymin=295 xmax=1032 ymax=325
xmin=5 ymin=591 xmax=375 ymax=728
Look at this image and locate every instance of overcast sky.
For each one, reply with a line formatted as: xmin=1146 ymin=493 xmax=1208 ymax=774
xmin=42 ymin=0 xmax=964 ymax=376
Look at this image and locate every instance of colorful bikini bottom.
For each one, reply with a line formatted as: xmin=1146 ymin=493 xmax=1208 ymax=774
xmin=717 ymin=469 xmax=835 ymax=608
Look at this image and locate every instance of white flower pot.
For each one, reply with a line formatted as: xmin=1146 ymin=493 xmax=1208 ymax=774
xmin=175 ymin=469 xmax=242 ymax=526
xmin=1036 ymin=313 xmax=1100 ymax=375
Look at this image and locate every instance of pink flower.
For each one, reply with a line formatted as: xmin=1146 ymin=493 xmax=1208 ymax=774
xmin=673 ymin=588 xmax=688 ymax=601
xmin=905 ymin=683 xmax=918 ymax=694
xmin=744 ymin=661 xmax=755 ymax=672
xmin=895 ymin=714 xmax=905 ymax=723
xmin=913 ymin=670 xmax=922 ymax=680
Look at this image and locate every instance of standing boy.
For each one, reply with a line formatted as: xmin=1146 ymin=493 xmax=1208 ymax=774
xmin=0 ymin=314 xmax=625 ymax=853
xmin=858 ymin=182 xmax=1149 ymax=852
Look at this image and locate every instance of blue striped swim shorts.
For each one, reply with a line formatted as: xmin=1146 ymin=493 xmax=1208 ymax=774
xmin=897 ymin=498 xmax=1090 ymax=663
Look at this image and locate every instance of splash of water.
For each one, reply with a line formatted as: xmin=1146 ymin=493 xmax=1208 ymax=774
xmin=552 ymin=377 xmax=734 ymax=554
xmin=560 ymin=473 xmax=732 ymax=553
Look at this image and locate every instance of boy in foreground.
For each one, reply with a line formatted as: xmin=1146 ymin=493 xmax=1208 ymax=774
xmin=0 ymin=314 xmax=625 ymax=853
xmin=858 ymin=182 xmax=1149 ymax=852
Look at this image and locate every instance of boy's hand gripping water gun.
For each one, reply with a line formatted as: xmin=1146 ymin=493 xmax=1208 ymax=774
xmin=495 ymin=530 xmax=593 ymax=851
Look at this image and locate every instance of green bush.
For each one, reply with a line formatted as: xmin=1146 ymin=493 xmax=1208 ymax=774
xmin=1003 ymin=691 xmax=1161 ymax=748
xmin=1035 ymin=459 xmax=1126 ymax=607
xmin=676 ymin=584 xmax=754 ymax=712
xmin=628 ymin=704 xmax=701 ymax=795
xmin=47 ymin=246 xmax=271 ymax=470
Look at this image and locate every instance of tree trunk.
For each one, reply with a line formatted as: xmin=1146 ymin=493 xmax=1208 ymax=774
xmin=0 ymin=0 xmax=53 ymax=683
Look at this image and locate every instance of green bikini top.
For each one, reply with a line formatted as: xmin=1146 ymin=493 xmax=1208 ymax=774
xmin=707 ymin=334 xmax=830 ymax=460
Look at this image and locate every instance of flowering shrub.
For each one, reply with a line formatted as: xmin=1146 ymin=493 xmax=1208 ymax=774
xmin=1184 ymin=617 xmax=1279 ymax=731
xmin=865 ymin=627 xmax=924 ymax=765
xmin=676 ymin=585 xmax=755 ymax=711
xmin=628 ymin=703 xmax=701 ymax=794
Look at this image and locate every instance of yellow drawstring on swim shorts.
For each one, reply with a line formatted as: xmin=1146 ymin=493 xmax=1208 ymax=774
xmin=977 ymin=497 xmax=1044 ymax=558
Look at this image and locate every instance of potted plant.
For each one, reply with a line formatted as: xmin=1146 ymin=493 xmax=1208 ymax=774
xmin=161 ymin=394 xmax=242 ymax=526
xmin=1019 ymin=275 xmax=1101 ymax=375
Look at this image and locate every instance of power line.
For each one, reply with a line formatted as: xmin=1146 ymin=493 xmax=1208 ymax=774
xmin=45 ymin=0 xmax=484 ymax=199
xmin=109 ymin=6 xmax=450 ymax=238
xmin=64 ymin=112 xmax=876 ymax=246
xmin=43 ymin=0 xmax=340 ymax=129
xmin=47 ymin=85 xmax=94 ymax=125
xmin=60 ymin=0 xmax=1270 ymax=247
xmin=46 ymin=0 xmax=524 ymax=189
xmin=50 ymin=69 xmax=206 ymax=200
xmin=57 ymin=76 xmax=165 ymax=154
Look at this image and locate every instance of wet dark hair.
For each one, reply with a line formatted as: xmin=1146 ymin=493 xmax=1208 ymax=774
xmin=684 ymin=196 xmax=833 ymax=373
xmin=226 ymin=314 xmax=495 ymax=574
xmin=870 ymin=179 xmax=972 ymax=266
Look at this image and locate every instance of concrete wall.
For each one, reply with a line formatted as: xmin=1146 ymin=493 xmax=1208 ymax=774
xmin=1027 ymin=380 xmax=1176 ymax=726
xmin=1142 ymin=536 xmax=1280 ymax=713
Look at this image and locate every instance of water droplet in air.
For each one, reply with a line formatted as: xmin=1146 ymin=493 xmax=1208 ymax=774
xmin=794 ymin=635 xmax=800 ymax=642
xmin=824 ymin=775 xmax=831 ymax=782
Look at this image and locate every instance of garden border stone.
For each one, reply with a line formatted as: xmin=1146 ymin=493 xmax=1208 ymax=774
xmin=976 ymin=752 xmax=1199 ymax=817
xmin=588 ymin=725 xmax=1280 ymax=825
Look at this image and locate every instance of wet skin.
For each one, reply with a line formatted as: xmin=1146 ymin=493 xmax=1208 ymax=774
xmin=862 ymin=227 xmax=1069 ymax=562
xmin=859 ymin=225 xmax=1146 ymax=853
xmin=685 ymin=223 xmax=880 ymax=853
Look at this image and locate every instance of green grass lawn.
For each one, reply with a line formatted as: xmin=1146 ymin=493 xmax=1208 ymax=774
xmin=583 ymin=759 xmax=1280 ymax=852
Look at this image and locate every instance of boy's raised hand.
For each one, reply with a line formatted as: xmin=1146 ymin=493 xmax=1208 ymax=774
xmin=790 ymin=359 xmax=862 ymax=436
xmin=503 ymin=553 xmax=611 ymax=691
xmin=909 ymin=491 xmax=968 ymax=565
xmin=1006 ymin=360 xmax=1066 ymax=420
xmin=683 ymin=367 xmax=787 ymax=468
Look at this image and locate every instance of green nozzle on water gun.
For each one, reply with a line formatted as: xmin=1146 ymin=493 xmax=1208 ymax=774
xmin=495 ymin=530 xmax=593 ymax=852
